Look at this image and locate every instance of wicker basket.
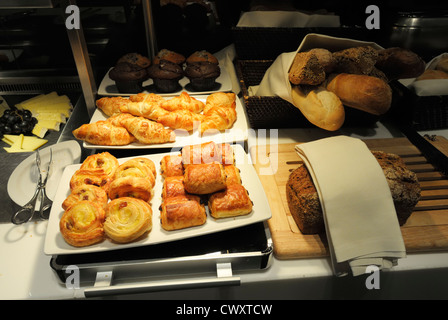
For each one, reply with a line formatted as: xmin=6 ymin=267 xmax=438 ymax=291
xmin=236 ymin=59 xmax=381 ymax=129
xmin=412 ymin=95 xmax=448 ymax=130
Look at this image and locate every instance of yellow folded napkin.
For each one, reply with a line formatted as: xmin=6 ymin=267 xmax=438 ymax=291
xmin=295 ymin=136 xmax=406 ymax=276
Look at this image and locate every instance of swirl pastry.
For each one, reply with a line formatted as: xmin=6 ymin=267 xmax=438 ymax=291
xmin=183 ymin=163 xmax=227 ymax=194
xmin=208 ymin=184 xmax=253 ymax=219
xmin=80 ymin=152 xmax=119 ymax=178
xmin=62 ymin=185 xmax=108 ymax=211
xmin=59 ymin=200 xmax=106 ymax=247
xmin=114 ymin=158 xmax=156 ymax=188
xmin=69 ymin=168 xmax=112 ymax=192
xmin=104 ymin=197 xmax=152 ymax=243
xmin=108 ymin=176 xmax=154 ymax=202
xmin=160 ymin=195 xmax=206 ymax=231
xmin=160 ymin=154 xmax=183 ymax=178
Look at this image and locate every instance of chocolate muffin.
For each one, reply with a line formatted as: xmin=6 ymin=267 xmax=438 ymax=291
xmin=185 ymin=61 xmax=221 ymax=91
xmin=153 ymin=49 xmax=186 ymax=66
xmin=117 ymin=53 xmax=151 ymax=69
xmin=186 ymin=50 xmax=219 ymax=65
xmin=109 ymin=62 xmax=148 ymax=93
xmin=147 ymin=60 xmax=184 ymax=93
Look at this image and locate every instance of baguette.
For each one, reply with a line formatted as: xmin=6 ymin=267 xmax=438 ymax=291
xmin=326 ymin=73 xmax=392 ymax=115
xmin=291 ymin=85 xmax=345 ymax=131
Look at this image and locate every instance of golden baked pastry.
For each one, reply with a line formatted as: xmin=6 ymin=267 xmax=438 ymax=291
xmin=218 ymin=143 xmax=235 ymax=165
xmin=108 ymin=176 xmax=154 ymax=202
xmin=59 ymin=200 xmax=106 ymax=247
xmin=160 ymin=154 xmax=184 ymax=178
xmin=69 ymin=168 xmax=112 ymax=192
xmin=183 ymin=163 xmax=227 ymax=194
xmin=96 ymin=96 xmax=129 ymax=116
xmin=62 ymin=184 xmax=108 ymax=211
xmin=159 ymin=91 xmax=205 ymax=113
xmin=162 ymin=175 xmax=187 ymax=200
xmin=119 ymin=99 xmax=169 ymax=121
xmin=200 ymin=105 xmax=237 ymax=133
xmin=160 ymin=195 xmax=206 ymax=231
xmin=104 ymin=197 xmax=152 ymax=243
xmin=114 ymin=158 xmax=156 ymax=188
xmin=181 ymin=141 xmax=219 ymax=166
xmin=73 ymin=120 xmax=136 ymax=146
xmin=203 ymin=92 xmax=236 ymax=114
xmin=157 ymin=109 xmax=205 ymax=131
xmin=80 ymin=152 xmax=119 ymax=178
xmin=224 ymin=165 xmax=241 ymax=186
xmin=208 ymin=184 xmax=253 ymax=219
xmin=119 ymin=115 xmax=175 ymax=144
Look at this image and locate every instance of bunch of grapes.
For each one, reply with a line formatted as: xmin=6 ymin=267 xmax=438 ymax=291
xmin=0 ymin=108 xmax=37 ymax=137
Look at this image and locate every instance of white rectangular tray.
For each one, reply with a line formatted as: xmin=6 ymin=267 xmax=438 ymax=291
xmin=44 ymin=144 xmax=272 ymax=255
xmin=98 ymin=66 xmax=232 ymax=97
xmin=82 ymin=94 xmax=249 ymax=150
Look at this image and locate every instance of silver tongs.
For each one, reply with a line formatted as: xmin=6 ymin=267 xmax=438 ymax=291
xmin=11 ymin=148 xmax=53 ymax=225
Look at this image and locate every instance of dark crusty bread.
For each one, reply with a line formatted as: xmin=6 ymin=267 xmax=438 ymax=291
xmin=289 ymin=52 xmax=326 ymax=85
xmin=332 ymin=46 xmax=378 ymax=75
xmin=375 ymin=47 xmax=425 ymax=80
xmin=286 ymin=151 xmax=421 ymax=234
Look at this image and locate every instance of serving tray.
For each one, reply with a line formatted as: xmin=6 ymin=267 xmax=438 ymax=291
xmin=250 ymin=136 xmax=448 ymax=259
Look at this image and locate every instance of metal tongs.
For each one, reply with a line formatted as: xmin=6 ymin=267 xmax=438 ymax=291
xmin=11 ymin=149 xmax=53 ymax=225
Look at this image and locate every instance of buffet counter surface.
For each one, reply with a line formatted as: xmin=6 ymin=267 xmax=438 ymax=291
xmin=1 ymin=118 xmax=448 ymax=300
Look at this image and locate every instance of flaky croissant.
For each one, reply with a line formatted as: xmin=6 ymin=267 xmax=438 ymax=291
xmin=120 ymin=115 xmax=175 ymax=144
xmin=96 ymin=96 xmax=130 ymax=116
xmin=203 ymin=92 xmax=236 ymax=114
xmin=119 ymin=100 xmax=169 ymax=121
xmin=200 ymin=106 xmax=237 ymax=133
xmin=157 ymin=109 xmax=205 ymax=131
xmin=73 ymin=121 xmax=136 ymax=146
xmin=160 ymin=92 xmax=205 ymax=113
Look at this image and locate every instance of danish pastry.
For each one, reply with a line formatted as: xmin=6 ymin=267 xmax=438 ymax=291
xmin=80 ymin=152 xmax=119 ymax=178
xmin=108 ymin=176 xmax=154 ymax=202
xmin=69 ymin=168 xmax=112 ymax=192
xmin=183 ymin=163 xmax=227 ymax=194
xmin=208 ymin=184 xmax=253 ymax=219
xmin=160 ymin=195 xmax=206 ymax=231
xmin=114 ymin=158 xmax=156 ymax=188
xmin=62 ymin=184 xmax=108 ymax=211
xmin=160 ymin=154 xmax=184 ymax=178
xmin=59 ymin=200 xmax=106 ymax=247
xmin=104 ymin=197 xmax=153 ymax=243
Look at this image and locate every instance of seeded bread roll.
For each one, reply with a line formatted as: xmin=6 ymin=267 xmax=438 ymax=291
xmin=332 ymin=46 xmax=378 ymax=75
xmin=289 ymin=52 xmax=326 ymax=85
xmin=286 ymin=151 xmax=421 ymax=234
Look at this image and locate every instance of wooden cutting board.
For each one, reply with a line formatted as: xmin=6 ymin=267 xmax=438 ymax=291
xmin=250 ymin=136 xmax=448 ymax=259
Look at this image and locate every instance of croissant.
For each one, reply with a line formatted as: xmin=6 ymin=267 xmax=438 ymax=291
xmin=129 ymin=92 xmax=164 ymax=104
xmin=119 ymin=100 xmax=169 ymax=121
xmin=96 ymin=96 xmax=130 ymax=116
xmin=73 ymin=121 xmax=136 ymax=146
xmin=59 ymin=200 xmax=106 ymax=247
xmin=200 ymin=106 xmax=237 ymax=133
xmin=120 ymin=115 xmax=175 ymax=144
xmin=157 ymin=109 xmax=205 ymax=131
xmin=159 ymin=92 xmax=205 ymax=113
xmin=203 ymin=92 xmax=236 ymax=114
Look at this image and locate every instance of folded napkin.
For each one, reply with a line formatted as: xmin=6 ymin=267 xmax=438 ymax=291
xmin=295 ymin=136 xmax=406 ymax=276
xmin=236 ymin=11 xmax=340 ymax=28
xmin=407 ymin=53 xmax=448 ymax=97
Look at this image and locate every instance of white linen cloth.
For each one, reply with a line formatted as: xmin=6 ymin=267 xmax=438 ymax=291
xmin=236 ymin=11 xmax=340 ymax=28
xmin=295 ymin=136 xmax=406 ymax=276
xmin=405 ymin=53 xmax=448 ymax=97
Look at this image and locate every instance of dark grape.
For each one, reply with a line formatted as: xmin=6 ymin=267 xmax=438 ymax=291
xmin=0 ymin=108 xmax=36 ymax=135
